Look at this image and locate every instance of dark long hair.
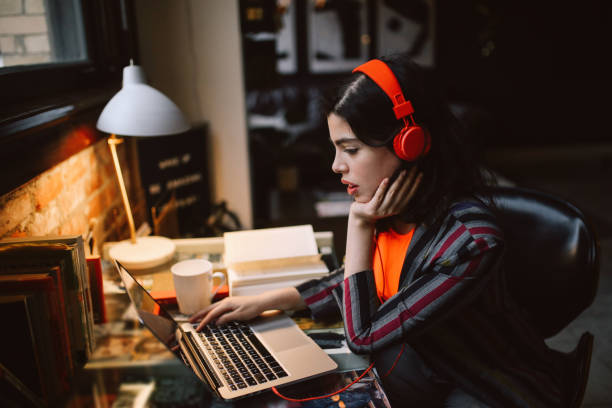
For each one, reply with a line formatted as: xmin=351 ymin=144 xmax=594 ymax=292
xmin=324 ymin=52 xmax=492 ymax=227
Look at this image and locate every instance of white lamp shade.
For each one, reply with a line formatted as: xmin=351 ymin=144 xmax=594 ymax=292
xmin=96 ymin=65 xmax=190 ymax=136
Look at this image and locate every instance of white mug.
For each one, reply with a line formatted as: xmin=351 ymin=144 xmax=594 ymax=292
xmin=170 ymin=259 xmax=226 ymax=314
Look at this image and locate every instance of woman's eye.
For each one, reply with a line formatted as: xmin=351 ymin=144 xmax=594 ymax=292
xmin=344 ymin=148 xmax=358 ymax=155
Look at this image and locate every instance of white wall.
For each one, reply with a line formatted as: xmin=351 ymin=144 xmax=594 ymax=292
xmin=134 ymin=0 xmax=253 ymax=228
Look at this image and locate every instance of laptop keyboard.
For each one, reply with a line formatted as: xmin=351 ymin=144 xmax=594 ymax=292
xmin=198 ymin=321 xmax=288 ymax=390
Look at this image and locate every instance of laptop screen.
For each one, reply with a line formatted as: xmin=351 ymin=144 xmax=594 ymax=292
xmin=115 ymin=261 xmax=182 ymax=358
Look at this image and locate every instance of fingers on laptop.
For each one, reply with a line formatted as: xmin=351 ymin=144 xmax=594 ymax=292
xmin=193 ymin=301 xmax=234 ymax=330
xmin=188 ymin=303 xmax=213 ymax=323
xmin=190 ymin=297 xmax=263 ymax=330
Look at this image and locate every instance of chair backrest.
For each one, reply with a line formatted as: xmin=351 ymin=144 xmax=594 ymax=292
xmin=489 ymin=186 xmax=599 ymax=338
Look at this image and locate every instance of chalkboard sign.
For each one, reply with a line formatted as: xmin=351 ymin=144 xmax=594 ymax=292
xmin=137 ymin=123 xmax=211 ymax=237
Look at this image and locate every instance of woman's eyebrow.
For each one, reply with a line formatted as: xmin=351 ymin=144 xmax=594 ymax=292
xmin=332 ymin=137 xmax=359 ymax=146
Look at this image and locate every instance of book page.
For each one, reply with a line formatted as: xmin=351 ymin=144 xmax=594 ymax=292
xmin=224 ymin=225 xmax=319 ymax=269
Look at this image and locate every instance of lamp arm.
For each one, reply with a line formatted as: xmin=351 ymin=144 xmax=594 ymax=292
xmin=108 ymin=134 xmax=137 ymax=244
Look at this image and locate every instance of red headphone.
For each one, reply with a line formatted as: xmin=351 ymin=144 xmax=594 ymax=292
xmin=352 ymin=59 xmax=431 ymax=161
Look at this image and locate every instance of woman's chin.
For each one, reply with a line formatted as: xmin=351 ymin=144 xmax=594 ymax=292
xmin=353 ymin=194 xmax=372 ymax=204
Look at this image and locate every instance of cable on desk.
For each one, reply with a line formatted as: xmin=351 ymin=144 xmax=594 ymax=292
xmin=271 ymin=361 xmax=376 ymax=402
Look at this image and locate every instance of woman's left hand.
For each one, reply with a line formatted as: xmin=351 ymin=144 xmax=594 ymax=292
xmin=343 ymin=166 xmax=423 ymax=278
xmin=350 ymin=166 xmax=423 ymax=226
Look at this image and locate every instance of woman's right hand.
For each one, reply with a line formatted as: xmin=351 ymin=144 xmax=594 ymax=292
xmin=189 ymin=294 xmax=265 ymax=330
xmin=188 ymin=287 xmax=305 ymax=331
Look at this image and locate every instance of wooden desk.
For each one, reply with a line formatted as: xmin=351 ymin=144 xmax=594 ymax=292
xmin=66 ymin=235 xmax=381 ymax=407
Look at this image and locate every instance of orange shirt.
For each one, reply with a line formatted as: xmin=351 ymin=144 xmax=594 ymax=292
xmin=373 ymin=227 xmax=415 ymax=302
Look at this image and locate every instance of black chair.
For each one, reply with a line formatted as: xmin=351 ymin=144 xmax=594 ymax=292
xmin=489 ymin=186 xmax=599 ymax=408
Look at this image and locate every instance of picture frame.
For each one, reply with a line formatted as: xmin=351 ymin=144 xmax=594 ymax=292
xmin=276 ymin=0 xmax=298 ymax=74
xmin=376 ymin=0 xmax=435 ymax=67
xmin=307 ymin=0 xmax=371 ymax=73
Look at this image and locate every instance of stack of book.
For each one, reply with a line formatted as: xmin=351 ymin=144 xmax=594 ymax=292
xmin=0 ymin=236 xmax=96 ymax=406
xmin=224 ymin=225 xmax=329 ymax=297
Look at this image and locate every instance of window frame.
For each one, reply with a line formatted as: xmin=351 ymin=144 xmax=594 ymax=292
xmin=0 ymin=0 xmax=139 ymax=195
xmin=0 ymin=0 xmax=138 ymax=110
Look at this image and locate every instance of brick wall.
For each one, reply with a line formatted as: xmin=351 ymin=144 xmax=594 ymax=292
xmin=0 ymin=0 xmax=50 ymax=67
xmin=0 ymin=128 xmax=147 ymax=255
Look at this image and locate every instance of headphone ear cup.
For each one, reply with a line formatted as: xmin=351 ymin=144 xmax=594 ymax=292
xmin=393 ymin=125 xmax=426 ymax=161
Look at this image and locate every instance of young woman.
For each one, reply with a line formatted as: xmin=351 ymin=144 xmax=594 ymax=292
xmin=190 ymin=53 xmax=576 ymax=407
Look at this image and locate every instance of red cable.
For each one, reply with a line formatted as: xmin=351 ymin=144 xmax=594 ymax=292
xmin=272 ymin=234 xmax=406 ymax=402
xmin=271 ymin=361 xmax=376 ymax=402
xmin=376 ymin=236 xmax=386 ymax=303
xmin=381 ymin=342 xmax=405 ymax=378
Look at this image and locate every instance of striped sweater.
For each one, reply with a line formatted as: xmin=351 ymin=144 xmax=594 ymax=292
xmin=297 ymin=200 xmax=572 ymax=407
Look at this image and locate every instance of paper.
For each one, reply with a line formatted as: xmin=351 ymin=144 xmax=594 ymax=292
xmin=224 ymin=225 xmax=319 ymax=270
xmin=228 ymin=262 xmax=328 ymax=287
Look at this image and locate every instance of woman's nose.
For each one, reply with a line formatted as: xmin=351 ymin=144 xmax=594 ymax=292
xmin=331 ymin=155 xmax=347 ymax=174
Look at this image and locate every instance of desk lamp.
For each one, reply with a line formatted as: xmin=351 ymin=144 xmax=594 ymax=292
xmin=97 ymin=60 xmax=190 ymax=269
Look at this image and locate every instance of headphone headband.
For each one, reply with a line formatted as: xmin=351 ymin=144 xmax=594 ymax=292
xmin=352 ymin=58 xmax=430 ymax=161
xmin=352 ymin=59 xmax=414 ymax=120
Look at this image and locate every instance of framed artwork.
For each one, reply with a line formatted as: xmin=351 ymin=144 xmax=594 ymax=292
xmin=276 ymin=0 xmax=298 ymax=74
xmin=376 ymin=0 xmax=435 ymax=67
xmin=307 ymin=0 xmax=371 ymax=73
xmin=137 ymin=124 xmax=211 ymax=237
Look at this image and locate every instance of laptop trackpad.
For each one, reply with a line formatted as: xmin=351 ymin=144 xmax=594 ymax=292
xmin=253 ymin=315 xmax=310 ymax=352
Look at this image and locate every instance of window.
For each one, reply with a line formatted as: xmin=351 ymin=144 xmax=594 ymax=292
xmin=0 ymin=0 xmax=87 ymax=69
xmin=0 ymin=0 xmax=137 ymax=110
xmin=0 ymin=0 xmax=137 ymax=195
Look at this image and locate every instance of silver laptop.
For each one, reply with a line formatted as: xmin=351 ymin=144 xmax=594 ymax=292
xmin=115 ymin=260 xmax=337 ymax=400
